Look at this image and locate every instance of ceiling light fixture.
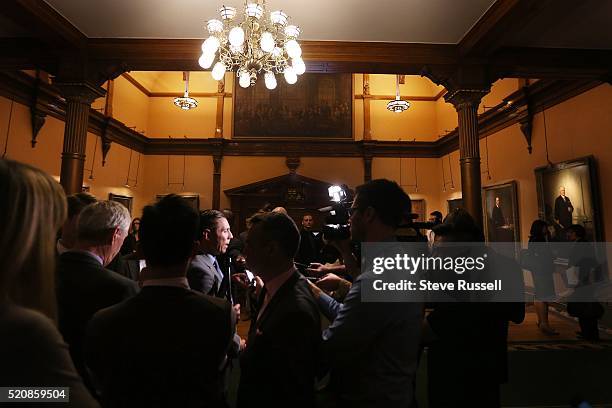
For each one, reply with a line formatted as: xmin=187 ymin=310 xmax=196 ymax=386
xmin=199 ymin=1 xmax=304 ymax=89
xmin=387 ymin=75 xmax=410 ymax=113
xmin=173 ymin=72 xmax=198 ymax=110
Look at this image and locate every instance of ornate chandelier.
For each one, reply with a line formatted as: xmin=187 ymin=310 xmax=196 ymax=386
xmin=199 ymin=1 xmax=305 ymax=89
xmin=387 ymin=74 xmax=410 ymax=113
xmin=173 ymin=71 xmax=198 ymax=110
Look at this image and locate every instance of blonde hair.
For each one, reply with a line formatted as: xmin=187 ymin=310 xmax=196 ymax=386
xmin=0 ymin=159 xmax=67 ymax=320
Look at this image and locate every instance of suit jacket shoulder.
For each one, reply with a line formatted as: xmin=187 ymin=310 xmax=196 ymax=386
xmin=186 ymin=254 xmax=218 ymax=295
xmin=85 ymin=287 xmax=234 ymax=407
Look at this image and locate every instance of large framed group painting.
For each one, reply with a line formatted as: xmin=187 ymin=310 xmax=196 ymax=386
xmin=535 ymin=156 xmax=602 ymax=241
xmin=233 ymin=73 xmax=353 ymax=139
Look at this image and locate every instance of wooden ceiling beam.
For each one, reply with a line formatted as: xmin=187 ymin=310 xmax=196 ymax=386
xmin=490 ymin=47 xmax=612 ymax=80
xmin=87 ymin=39 xmax=459 ymax=75
xmin=0 ymin=0 xmax=87 ymax=50
xmin=458 ymin=0 xmax=557 ymax=56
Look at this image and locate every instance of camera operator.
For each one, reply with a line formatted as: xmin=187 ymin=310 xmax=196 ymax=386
xmin=307 ymin=179 xmax=423 ymax=407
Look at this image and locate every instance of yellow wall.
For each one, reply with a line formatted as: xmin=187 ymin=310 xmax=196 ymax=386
xmin=220 ymin=156 xmax=287 ymax=209
xmin=299 ymin=158 xmax=364 ymax=189
xmin=4 ymin=78 xmax=610 ymax=245
xmin=438 ymin=150 xmax=463 ymax=210
xmin=372 ymin=157 xmax=445 ymax=217
xmin=444 ymin=84 xmax=612 ymax=242
xmin=112 ymin=75 xmax=149 ymax=135
xmin=368 ymin=74 xmax=442 ymax=141
xmin=148 ymin=97 xmax=218 ymax=138
xmin=0 ymin=95 xmax=149 ymax=218
xmin=371 ymin=99 xmax=438 ymax=141
xmin=435 ymin=98 xmax=458 ymax=137
xmin=480 ymin=78 xmax=520 ymax=113
xmin=141 ymin=155 xmax=214 ymax=213
xmin=111 ymin=72 xmax=462 ymax=142
xmin=0 ymin=97 xmax=64 ymax=175
xmin=83 ymin=133 xmax=149 ymax=217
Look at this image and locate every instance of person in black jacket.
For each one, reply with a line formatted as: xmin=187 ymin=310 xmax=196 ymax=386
xmin=425 ymin=209 xmax=525 ymax=408
xmin=295 ymin=213 xmax=323 ymax=270
xmin=566 ymin=224 xmax=602 ymax=341
xmin=525 ymin=219 xmax=558 ymax=335
xmin=86 ymin=195 xmax=235 ymax=407
xmin=237 ymin=212 xmax=321 ymax=408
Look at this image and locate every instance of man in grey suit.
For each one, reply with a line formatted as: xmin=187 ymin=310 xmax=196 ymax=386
xmin=187 ymin=210 xmax=234 ymax=301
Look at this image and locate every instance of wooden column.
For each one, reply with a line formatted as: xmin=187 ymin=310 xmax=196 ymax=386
xmin=104 ymin=79 xmax=114 ymax=117
xmin=446 ymin=89 xmax=489 ymax=228
xmin=212 ymin=153 xmax=222 ymax=209
xmin=215 ymin=77 xmax=225 ymax=137
xmin=363 ymin=155 xmax=373 ymax=182
xmin=362 ymin=74 xmax=372 ymax=140
xmin=56 ymin=82 xmax=106 ymax=194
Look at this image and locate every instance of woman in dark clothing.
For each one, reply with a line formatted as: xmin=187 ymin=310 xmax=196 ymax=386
xmin=0 ymin=159 xmax=98 ymax=406
xmin=526 ymin=219 xmax=559 ymax=335
xmin=120 ymin=217 xmax=140 ymax=255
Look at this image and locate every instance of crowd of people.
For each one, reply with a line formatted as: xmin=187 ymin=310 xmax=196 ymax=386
xmin=0 ymin=158 xmax=605 ymax=407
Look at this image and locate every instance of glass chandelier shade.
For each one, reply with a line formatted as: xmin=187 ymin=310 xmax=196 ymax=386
xmin=173 ymin=72 xmax=198 ymax=110
xmin=387 ymin=75 xmax=410 ymax=113
xmin=199 ymin=1 xmax=304 ymax=89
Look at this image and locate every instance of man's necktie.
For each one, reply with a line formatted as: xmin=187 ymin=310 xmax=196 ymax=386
xmin=256 ymin=287 xmax=270 ymax=322
xmin=214 ymin=258 xmax=233 ymax=303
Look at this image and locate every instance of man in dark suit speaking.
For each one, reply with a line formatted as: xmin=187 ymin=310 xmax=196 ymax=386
xmin=554 ymin=186 xmax=574 ymax=229
xmin=86 ymin=195 xmax=235 ymax=407
xmin=237 ymin=212 xmax=321 ymax=408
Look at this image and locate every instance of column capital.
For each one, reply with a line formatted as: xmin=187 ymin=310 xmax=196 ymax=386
xmin=363 ymin=155 xmax=373 ymax=183
xmin=55 ymin=81 xmax=106 ymax=104
xmin=444 ymin=88 xmax=490 ymax=110
xmin=422 ymin=64 xmax=491 ymax=110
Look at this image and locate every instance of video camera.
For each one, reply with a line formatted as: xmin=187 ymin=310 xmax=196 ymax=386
xmin=318 ymin=185 xmax=353 ymax=241
xmin=396 ymin=214 xmax=436 ymax=243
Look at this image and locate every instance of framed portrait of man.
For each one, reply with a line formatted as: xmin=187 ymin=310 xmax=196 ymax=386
xmin=535 ymin=156 xmax=602 ymax=241
xmin=109 ymin=193 xmax=133 ymax=215
xmin=482 ymin=181 xmax=520 ymax=259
